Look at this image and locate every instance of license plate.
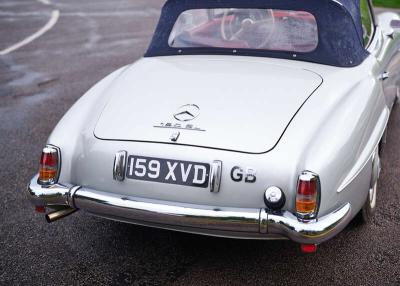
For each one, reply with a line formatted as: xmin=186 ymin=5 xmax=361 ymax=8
xmin=125 ymin=155 xmax=210 ymax=188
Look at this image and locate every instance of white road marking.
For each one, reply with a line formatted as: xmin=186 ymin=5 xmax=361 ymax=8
xmin=0 ymin=10 xmax=60 ymax=56
xmin=37 ymin=0 xmax=51 ymax=5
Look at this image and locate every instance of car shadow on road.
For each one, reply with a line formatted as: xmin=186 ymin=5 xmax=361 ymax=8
xmin=78 ymin=213 xmax=369 ymax=286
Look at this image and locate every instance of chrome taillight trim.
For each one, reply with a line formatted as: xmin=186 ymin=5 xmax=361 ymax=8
xmin=296 ymin=170 xmax=321 ymax=221
xmin=37 ymin=144 xmax=61 ymax=186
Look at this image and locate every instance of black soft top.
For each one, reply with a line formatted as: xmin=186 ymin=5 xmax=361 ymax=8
xmin=145 ymin=0 xmax=370 ymax=67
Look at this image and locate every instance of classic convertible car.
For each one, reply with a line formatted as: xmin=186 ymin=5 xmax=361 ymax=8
xmin=27 ymin=0 xmax=400 ymax=252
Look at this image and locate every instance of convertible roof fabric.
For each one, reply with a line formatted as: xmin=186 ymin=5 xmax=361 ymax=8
xmin=145 ymin=0 xmax=370 ymax=67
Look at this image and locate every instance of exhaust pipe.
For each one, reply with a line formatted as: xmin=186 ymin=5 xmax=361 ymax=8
xmin=46 ymin=207 xmax=77 ymax=223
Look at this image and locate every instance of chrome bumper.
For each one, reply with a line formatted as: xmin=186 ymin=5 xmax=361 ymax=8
xmin=27 ymin=175 xmax=352 ymax=244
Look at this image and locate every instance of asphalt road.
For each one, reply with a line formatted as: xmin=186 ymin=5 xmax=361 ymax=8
xmin=1 ymin=1 xmax=399 ymax=285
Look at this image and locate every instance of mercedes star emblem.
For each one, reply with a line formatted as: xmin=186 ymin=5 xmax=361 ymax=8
xmin=173 ymin=104 xmax=200 ymax=122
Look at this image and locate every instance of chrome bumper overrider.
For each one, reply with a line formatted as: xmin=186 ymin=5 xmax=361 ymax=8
xmin=26 ymin=175 xmax=352 ymax=244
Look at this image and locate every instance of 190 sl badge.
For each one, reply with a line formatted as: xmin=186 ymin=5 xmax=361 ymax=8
xmin=154 ymin=104 xmax=205 ymax=132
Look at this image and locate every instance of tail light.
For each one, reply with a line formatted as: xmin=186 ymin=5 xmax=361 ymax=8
xmin=296 ymin=171 xmax=320 ymax=220
xmin=38 ymin=145 xmax=61 ymax=185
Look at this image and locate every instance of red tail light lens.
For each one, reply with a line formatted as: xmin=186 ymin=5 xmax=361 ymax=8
xmin=296 ymin=171 xmax=320 ymax=220
xmin=300 ymin=244 xmax=318 ymax=253
xmin=38 ymin=145 xmax=60 ymax=185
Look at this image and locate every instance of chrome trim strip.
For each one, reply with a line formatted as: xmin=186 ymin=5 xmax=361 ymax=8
xmin=367 ymin=25 xmax=382 ymax=55
xmin=26 ymin=176 xmax=352 ymax=243
xmin=331 ymin=0 xmax=344 ymax=7
xmin=209 ymin=160 xmax=222 ymax=193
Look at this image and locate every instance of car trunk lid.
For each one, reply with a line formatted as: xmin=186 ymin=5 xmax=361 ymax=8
xmin=94 ymin=57 xmax=322 ymax=153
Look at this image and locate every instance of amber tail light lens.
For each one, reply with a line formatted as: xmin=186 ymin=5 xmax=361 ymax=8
xmin=296 ymin=171 xmax=321 ymax=220
xmin=38 ymin=145 xmax=60 ymax=185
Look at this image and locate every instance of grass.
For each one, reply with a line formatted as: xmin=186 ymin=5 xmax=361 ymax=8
xmin=361 ymin=0 xmax=372 ymax=45
xmin=373 ymin=0 xmax=400 ymax=8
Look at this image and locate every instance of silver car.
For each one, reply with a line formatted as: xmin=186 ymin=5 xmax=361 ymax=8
xmin=26 ymin=0 xmax=400 ymax=253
